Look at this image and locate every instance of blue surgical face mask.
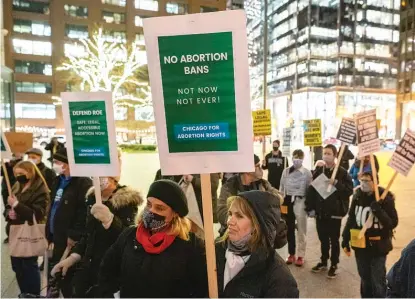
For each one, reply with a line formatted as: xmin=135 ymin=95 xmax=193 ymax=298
xmin=293 ymin=159 xmax=303 ymax=168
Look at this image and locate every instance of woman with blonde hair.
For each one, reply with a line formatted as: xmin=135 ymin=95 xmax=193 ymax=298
xmin=216 ymin=190 xmax=299 ymax=298
xmin=96 ymin=179 xmax=207 ymax=298
xmin=6 ymin=160 xmax=50 ymax=296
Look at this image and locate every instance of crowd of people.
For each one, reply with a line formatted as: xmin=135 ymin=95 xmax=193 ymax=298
xmin=1 ymin=138 xmax=414 ymax=298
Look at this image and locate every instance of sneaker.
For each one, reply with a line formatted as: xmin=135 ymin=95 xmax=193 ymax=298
xmin=311 ymin=262 xmax=327 ymax=272
xmin=327 ymin=265 xmax=338 ymax=279
xmin=295 ymin=257 xmax=304 ymax=267
xmin=286 ymin=255 xmax=296 ymax=265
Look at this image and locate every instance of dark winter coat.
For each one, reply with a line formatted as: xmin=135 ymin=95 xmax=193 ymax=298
xmin=305 ymin=165 xmax=353 ymax=218
xmin=339 ymin=147 xmax=354 ymax=170
xmin=7 ymin=179 xmax=49 ymax=225
xmin=387 ymin=239 xmax=415 ymax=298
xmin=261 ymin=150 xmax=286 ymax=189
xmin=96 ymin=227 xmax=208 ymax=298
xmin=217 ymin=175 xmax=282 ymax=230
xmin=37 ymin=162 xmax=56 ymax=192
xmin=45 ymin=141 xmax=65 ymax=162
xmin=216 ymin=190 xmax=298 ymax=298
xmin=46 ymin=176 xmax=92 ymax=258
xmin=71 ymin=185 xmax=143 ymax=297
xmin=342 ymin=187 xmax=398 ymax=256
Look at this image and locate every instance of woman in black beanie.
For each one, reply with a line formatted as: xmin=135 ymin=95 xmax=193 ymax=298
xmin=96 ymin=179 xmax=207 ymax=298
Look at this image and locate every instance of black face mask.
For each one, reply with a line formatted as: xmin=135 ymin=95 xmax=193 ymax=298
xmin=16 ymin=175 xmax=29 ymax=184
xmin=142 ymin=208 xmax=168 ymax=232
xmin=273 ymin=146 xmax=279 ymax=151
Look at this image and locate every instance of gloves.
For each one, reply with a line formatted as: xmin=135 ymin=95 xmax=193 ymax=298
xmin=307 ymin=210 xmax=316 ymax=218
xmin=51 ymin=253 xmax=81 ymax=277
xmin=370 ymin=201 xmax=382 ymax=212
xmin=91 ymin=203 xmax=113 ymax=227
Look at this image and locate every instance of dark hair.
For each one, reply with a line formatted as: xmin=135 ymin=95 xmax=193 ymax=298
xmin=324 ymin=144 xmax=338 ymax=157
xmin=272 ymin=140 xmax=280 ymax=145
xmin=361 ymin=171 xmax=374 ymax=180
xmin=292 ymin=149 xmax=304 ymax=158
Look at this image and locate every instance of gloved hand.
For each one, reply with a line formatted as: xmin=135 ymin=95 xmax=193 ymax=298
xmin=51 ymin=253 xmax=81 ymax=277
xmin=342 ymin=239 xmax=351 ymax=257
xmin=91 ymin=203 xmax=113 ymax=227
xmin=370 ymin=201 xmax=382 ymax=212
xmin=307 ymin=210 xmax=316 ymax=218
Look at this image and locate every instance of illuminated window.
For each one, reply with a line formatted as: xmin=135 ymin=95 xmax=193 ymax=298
xmin=13 ymin=39 xmax=52 ymax=56
xmin=135 ymin=34 xmax=145 ymax=45
xmin=64 ymin=43 xmax=87 ymax=57
xmin=102 ymin=0 xmax=126 ymax=6
xmin=13 ymin=20 xmax=51 ymax=36
xmin=135 ymin=16 xmax=143 ymax=26
xmin=15 ymin=60 xmax=52 ymax=75
xmin=166 ymin=2 xmax=187 ymax=14
xmin=15 ymin=82 xmax=52 ymax=94
xmin=13 ymin=0 xmax=49 ymax=14
xmin=135 ymin=0 xmax=158 ymax=11
xmin=65 ymin=24 xmax=88 ymax=39
xmin=102 ymin=11 xmax=126 ymax=24
xmin=114 ymin=106 xmax=128 ymax=120
xmin=102 ymin=30 xmax=127 ymax=43
xmin=14 ymin=103 xmax=56 ymax=119
xmin=64 ymin=5 xmax=88 ymax=18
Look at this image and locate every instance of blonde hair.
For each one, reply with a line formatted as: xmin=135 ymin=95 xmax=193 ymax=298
xmin=219 ymin=196 xmax=267 ymax=252
xmin=137 ymin=211 xmax=191 ymax=241
xmin=13 ymin=160 xmax=50 ymax=193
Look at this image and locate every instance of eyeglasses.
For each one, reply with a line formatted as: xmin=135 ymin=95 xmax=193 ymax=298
xmin=359 ymin=179 xmax=372 ymax=183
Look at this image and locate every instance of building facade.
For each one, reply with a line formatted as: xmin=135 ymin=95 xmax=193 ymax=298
xmin=247 ymin=0 xmax=400 ymax=143
xmin=398 ymin=0 xmax=415 ymax=136
xmin=2 ymin=0 xmax=225 ymax=137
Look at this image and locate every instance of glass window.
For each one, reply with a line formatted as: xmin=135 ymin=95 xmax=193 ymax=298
xmin=15 ymin=82 xmax=52 ymax=94
xmin=200 ymin=6 xmax=218 ymax=12
xmin=14 ymin=103 xmax=56 ymax=119
xmin=114 ymin=107 xmax=128 ymax=120
xmin=135 ymin=16 xmax=143 ymax=26
xmin=15 ymin=60 xmax=52 ymax=75
xmin=13 ymin=0 xmax=49 ymax=14
xmin=166 ymin=2 xmax=188 ymax=14
xmin=13 ymin=39 xmax=51 ymax=56
xmin=135 ymin=0 xmax=159 ymax=11
xmin=64 ymin=5 xmax=88 ymax=18
xmin=102 ymin=11 xmax=126 ymax=24
xmin=13 ymin=19 xmax=51 ymax=36
xmin=65 ymin=24 xmax=89 ymax=39
xmin=102 ymin=30 xmax=127 ymax=43
xmin=64 ymin=43 xmax=87 ymax=57
xmin=135 ymin=34 xmax=145 ymax=45
xmin=102 ymin=0 xmax=126 ymax=6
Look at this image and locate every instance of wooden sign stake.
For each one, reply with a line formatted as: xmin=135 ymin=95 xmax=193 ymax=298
xmin=201 ymin=174 xmax=218 ymax=298
xmin=1 ymin=160 xmax=12 ymax=195
xmin=370 ymin=154 xmax=380 ymax=201
xmin=93 ymin=177 xmax=102 ymax=204
xmin=327 ymin=143 xmax=346 ymax=192
xmin=380 ymin=171 xmax=398 ymax=200
xmin=310 ymin=147 xmax=314 ymax=170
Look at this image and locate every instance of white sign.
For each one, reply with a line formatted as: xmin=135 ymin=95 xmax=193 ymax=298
xmin=388 ymin=129 xmax=415 ymax=176
xmin=61 ymin=92 xmax=120 ymax=177
xmin=144 ymin=11 xmax=254 ymax=175
xmin=355 ymin=109 xmax=380 ymax=157
xmin=282 ymin=128 xmax=292 ymax=157
xmin=310 ymin=173 xmax=337 ymax=199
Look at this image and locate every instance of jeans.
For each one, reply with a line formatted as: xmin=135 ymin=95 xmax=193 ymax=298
xmin=284 ymin=196 xmax=308 ymax=257
xmin=355 ymin=250 xmax=387 ymax=298
xmin=316 ymin=217 xmax=342 ymax=265
xmin=11 ymin=256 xmax=41 ymax=296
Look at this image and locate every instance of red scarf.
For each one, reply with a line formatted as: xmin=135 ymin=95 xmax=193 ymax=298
xmin=136 ymin=225 xmax=176 ymax=254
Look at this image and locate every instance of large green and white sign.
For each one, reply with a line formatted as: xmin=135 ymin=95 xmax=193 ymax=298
xmin=144 ymin=11 xmax=253 ymax=175
xmin=61 ymin=92 xmax=120 ymax=177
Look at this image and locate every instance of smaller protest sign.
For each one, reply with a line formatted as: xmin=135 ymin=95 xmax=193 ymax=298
xmin=303 ymin=119 xmax=322 ymax=147
xmin=336 ymin=117 xmax=357 ymax=145
xmin=252 ymin=109 xmax=271 ymax=136
xmin=4 ymin=132 xmax=33 ymax=154
xmin=282 ymin=128 xmax=292 ymax=156
xmin=355 ymin=109 xmax=380 ymax=157
xmin=388 ymin=129 xmax=415 ymax=176
xmin=310 ymin=173 xmax=337 ymax=199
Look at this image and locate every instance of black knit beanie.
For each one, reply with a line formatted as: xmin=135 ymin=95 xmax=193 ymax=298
xmin=147 ymin=180 xmax=188 ymax=217
xmin=53 ymin=147 xmax=68 ymax=164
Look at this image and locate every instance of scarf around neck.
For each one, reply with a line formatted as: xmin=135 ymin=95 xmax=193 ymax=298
xmin=136 ymin=224 xmax=176 ymax=254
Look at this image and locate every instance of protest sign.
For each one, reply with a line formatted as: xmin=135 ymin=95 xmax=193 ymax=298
xmin=61 ymin=92 xmax=120 ymax=178
xmin=310 ymin=173 xmax=337 ymax=199
xmin=282 ymin=128 xmax=292 ymax=157
xmin=1 ymin=132 xmax=12 ymax=159
xmin=4 ymin=132 xmax=33 ymax=154
xmin=303 ymin=119 xmax=322 ymax=147
xmin=388 ymin=129 xmax=415 ymax=176
xmin=336 ymin=117 xmax=357 ymax=145
xmin=355 ymin=109 xmax=380 ymax=157
xmin=252 ymin=109 xmax=271 ymax=136
xmin=144 ymin=11 xmax=253 ymax=298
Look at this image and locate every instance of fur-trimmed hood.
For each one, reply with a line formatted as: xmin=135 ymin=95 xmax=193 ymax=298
xmin=86 ymin=186 xmax=143 ymax=210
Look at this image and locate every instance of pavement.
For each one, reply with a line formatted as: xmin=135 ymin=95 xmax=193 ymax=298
xmin=1 ymin=150 xmax=415 ymax=298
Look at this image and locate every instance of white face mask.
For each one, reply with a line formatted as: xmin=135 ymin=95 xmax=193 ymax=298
xmin=100 ymin=177 xmax=109 ymax=190
xmin=28 ymin=158 xmax=40 ymax=165
xmin=53 ymin=164 xmax=65 ymax=174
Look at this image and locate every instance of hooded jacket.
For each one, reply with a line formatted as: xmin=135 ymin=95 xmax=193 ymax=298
xmin=305 ymin=165 xmax=353 ymax=218
xmin=216 ymin=191 xmax=299 ymax=298
xmin=71 ymin=185 xmax=143 ymax=297
xmin=217 ymin=175 xmax=282 ymax=230
xmin=342 ymin=187 xmax=398 ymax=256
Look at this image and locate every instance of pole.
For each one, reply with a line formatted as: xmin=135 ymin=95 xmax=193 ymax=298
xmin=262 ymin=0 xmax=268 ymax=158
xmin=380 ymin=171 xmax=398 ymax=200
xmin=1 ymin=160 xmax=12 ymax=195
xmin=93 ymin=177 xmax=102 ymax=204
xmin=327 ymin=143 xmax=346 ymax=192
xmin=369 ymin=154 xmax=380 ymax=201
xmin=201 ymin=173 xmax=218 ymax=298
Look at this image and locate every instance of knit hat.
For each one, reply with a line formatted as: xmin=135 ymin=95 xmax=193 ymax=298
xmin=254 ymin=154 xmax=260 ymax=165
xmin=26 ymin=148 xmax=43 ymax=157
xmin=147 ymin=180 xmax=188 ymax=217
xmin=53 ymin=147 xmax=68 ymax=164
